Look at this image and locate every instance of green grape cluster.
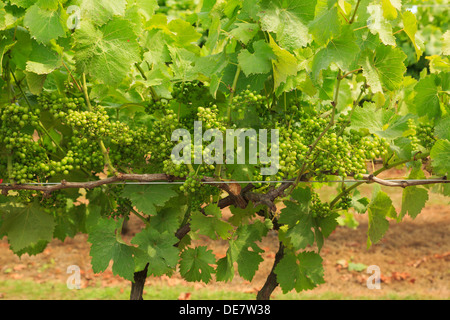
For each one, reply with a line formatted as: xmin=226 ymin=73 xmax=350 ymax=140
xmin=335 ymin=194 xmax=352 ymax=210
xmin=148 ymin=109 xmax=180 ymax=163
xmin=146 ymin=99 xmax=169 ymax=114
xmin=0 ymin=104 xmax=39 ymax=129
xmin=310 ymin=192 xmax=332 ymax=218
xmin=65 ymin=109 xmax=111 ymax=137
xmin=407 ymin=119 xmax=435 ymax=151
xmin=231 ymin=86 xmax=270 ymax=121
xmin=172 ymin=81 xmax=209 ymax=106
xmin=37 ymin=93 xmax=85 ymax=118
xmin=68 ymin=138 xmax=104 ymax=172
xmin=179 ymin=172 xmax=220 ymax=211
xmin=180 ymin=171 xmax=203 ymax=193
xmin=197 ymin=105 xmax=226 ymax=131
xmin=163 ymin=158 xmax=189 ymax=177
xmin=2 ymin=132 xmax=47 ymax=184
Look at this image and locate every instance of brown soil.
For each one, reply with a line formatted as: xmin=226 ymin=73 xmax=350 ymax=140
xmin=0 ymin=183 xmax=449 ymax=300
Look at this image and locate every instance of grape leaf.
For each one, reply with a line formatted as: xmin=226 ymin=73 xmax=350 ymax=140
xmin=275 ymin=250 xmax=325 ymax=293
xmin=121 ymin=184 xmax=178 ymax=216
xmin=131 ymin=227 xmax=179 ymax=276
xmin=26 ymin=40 xmax=62 ymax=75
xmin=381 ymin=0 xmax=400 ymax=20
xmin=367 ymin=3 xmax=395 ymax=46
xmin=216 ymin=221 xmax=269 ymax=282
xmin=360 ymin=44 xmax=407 ymax=93
xmin=366 ymin=186 xmax=395 ymax=248
xmin=311 ymin=25 xmax=359 ymax=80
xmin=87 ymin=217 xmax=135 ymax=281
xmin=0 ymin=201 xmax=55 ymax=253
xmin=258 ymin=0 xmax=316 ymax=50
xmin=73 ymin=18 xmax=141 ymax=85
xmin=23 ymin=4 xmax=67 ymax=44
xmin=190 ymin=204 xmax=234 ymax=240
xmin=268 ymin=34 xmax=299 ymax=89
xmin=399 ymin=186 xmax=428 ymax=220
xmin=402 ymin=11 xmax=423 ymax=60
xmin=9 ymin=0 xmax=37 ymax=9
xmin=308 ymin=6 xmax=340 ymax=45
xmin=430 ymin=140 xmax=450 ymax=175
xmin=238 ymin=40 xmax=276 ymax=77
xmin=229 ymin=22 xmax=259 ymax=45
xmin=179 ymin=246 xmax=216 ymax=283
xmin=228 ymin=201 xmax=261 ymax=226
xmin=80 ymin=0 xmax=127 ymax=26
xmin=435 ymin=116 xmax=450 ymax=141
xmin=414 ymin=74 xmax=441 ymax=119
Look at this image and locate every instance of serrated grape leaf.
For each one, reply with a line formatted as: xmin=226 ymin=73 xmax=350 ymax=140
xmin=150 ymin=206 xmax=185 ymax=234
xmin=258 ymin=0 xmax=316 ymax=50
xmin=360 ymin=44 xmax=406 ymax=93
xmin=216 ymin=221 xmax=268 ymax=282
xmin=142 ymin=29 xmax=171 ymax=66
xmin=9 ymin=0 xmax=37 ymax=9
xmin=228 ymin=201 xmax=262 ymax=226
xmin=366 ymin=186 xmax=395 ymax=248
xmin=350 ymin=102 xmax=414 ymax=140
xmin=14 ymin=240 xmax=48 ymax=258
xmin=80 ymin=0 xmax=127 ymax=26
xmin=73 ymin=18 xmax=140 ymax=85
xmin=238 ymin=40 xmax=276 ymax=77
xmin=308 ymin=6 xmax=340 ymax=45
xmin=367 ymin=3 xmax=395 ymax=46
xmin=87 ymin=217 xmax=135 ymax=281
xmin=275 ymin=251 xmax=324 ymax=293
xmin=229 ymin=22 xmax=259 ymax=45
xmin=381 ymin=0 xmax=400 ymax=20
xmin=0 ymin=36 xmax=15 ymax=77
xmin=316 ymin=212 xmax=339 ymax=238
xmin=414 ymin=74 xmax=441 ymax=119
xmin=168 ymin=46 xmax=198 ymax=82
xmin=0 ymin=201 xmax=55 ymax=253
xmin=278 ymin=200 xmax=309 ymax=227
xmin=399 ymin=186 xmax=428 ymax=220
xmin=24 ymin=71 xmax=46 ymax=95
xmin=121 ymin=184 xmax=177 ymax=216
xmin=435 ymin=116 xmax=450 ymax=141
xmin=430 ymin=140 xmax=450 ymax=175
xmin=127 ymin=0 xmax=158 ymax=21
xmin=402 ymin=11 xmax=423 ymax=60
xmin=167 ymin=18 xmax=202 ymax=47
xmin=311 ymin=25 xmax=359 ymax=80
xmin=190 ymin=206 xmax=234 ymax=240
xmin=268 ymin=34 xmax=299 ymax=89
xmin=215 ymin=254 xmax=234 ymax=282
xmin=131 ymin=227 xmax=179 ymax=276
xmin=25 ymin=40 xmax=62 ymax=75
xmin=0 ymin=2 xmax=15 ymax=31
xmin=23 ymin=4 xmax=67 ymax=44
xmin=179 ymin=246 xmax=216 ymax=283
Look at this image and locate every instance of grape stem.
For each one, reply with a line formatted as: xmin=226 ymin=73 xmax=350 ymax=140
xmin=329 ymin=151 xmax=431 ymax=208
xmin=349 ymin=0 xmax=362 ymax=24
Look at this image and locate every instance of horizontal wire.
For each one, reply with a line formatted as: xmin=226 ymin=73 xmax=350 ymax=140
xmin=0 ymin=179 xmax=447 ymax=186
